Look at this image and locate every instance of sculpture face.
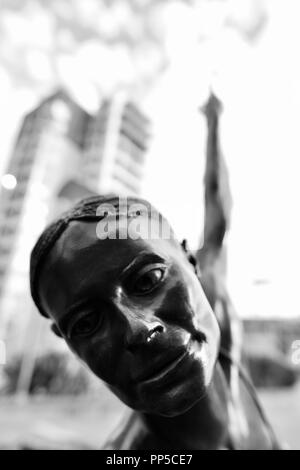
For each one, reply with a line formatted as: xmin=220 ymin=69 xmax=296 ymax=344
xmin=39 ymin=217 xmax=220 ymax=417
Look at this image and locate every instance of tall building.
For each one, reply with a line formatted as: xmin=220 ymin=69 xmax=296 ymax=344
xmin=83 ymin=93 xmax=150 ymax=195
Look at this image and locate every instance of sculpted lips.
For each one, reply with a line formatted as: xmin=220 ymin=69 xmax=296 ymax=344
xmin=136 ymin=350 xmax=189 ymax=385
xmin=134 ymin=335 xmax=204 ymax=386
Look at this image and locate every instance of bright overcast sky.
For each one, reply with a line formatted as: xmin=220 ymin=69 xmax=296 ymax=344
xmin=143 ymin=0 xmax=300 ymax=318
xmin=1 ymin=0 xmax=300 ymax=318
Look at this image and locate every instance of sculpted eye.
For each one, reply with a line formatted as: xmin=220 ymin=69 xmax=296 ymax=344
xmin=71 ymin=312 xmax=102 ymax=338
xmin=132 ymin=267 xmax=166 ymax=295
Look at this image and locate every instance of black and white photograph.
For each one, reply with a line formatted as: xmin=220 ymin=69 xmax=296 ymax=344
xmin=0 ymin=0 xmax=299 ymax=452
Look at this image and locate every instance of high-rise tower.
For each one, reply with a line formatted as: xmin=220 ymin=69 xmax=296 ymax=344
xmin=83 ymin=94 xmax=150 ymax=195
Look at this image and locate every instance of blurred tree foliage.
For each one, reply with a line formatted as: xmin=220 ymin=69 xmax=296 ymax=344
xmin=0 ymin=0 xmax=171 ymax=97
xmin=0 ymin=0 xmax=267 ymax=99
xmin=245 ymin=352 xmax=298 ymax=389
xmin=2 ymin=352 xmax=91 ymax=395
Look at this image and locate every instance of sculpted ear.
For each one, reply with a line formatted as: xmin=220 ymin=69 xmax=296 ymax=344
xmin=51 ymin=323 xmax=63 ymax=338
xmin=181 ymin=239 xmax=201 ymax=277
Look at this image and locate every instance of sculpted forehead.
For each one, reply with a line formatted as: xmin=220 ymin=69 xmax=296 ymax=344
xmin=46 ymin=218 xmax=180 ymax=266
xmin=52 ymin=219 xmax=101 ymax=258
xmin=38 ymin=219 xmax=184 ymax=320
xmin=39 ymin=220 xmax=102 ymax=287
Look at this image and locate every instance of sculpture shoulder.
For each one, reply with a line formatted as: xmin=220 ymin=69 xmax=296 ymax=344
xmin=102 ymin=411 xmax=161 ymax=450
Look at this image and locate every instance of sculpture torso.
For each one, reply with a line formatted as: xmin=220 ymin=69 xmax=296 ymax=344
xmin=103 ymin=355 xmax=279 ymax=450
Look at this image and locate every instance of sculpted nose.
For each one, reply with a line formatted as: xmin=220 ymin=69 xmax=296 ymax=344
xmin=125 ymin=316 xmax=165 ymax=353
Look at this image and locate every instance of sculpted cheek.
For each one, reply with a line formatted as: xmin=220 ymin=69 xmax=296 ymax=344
xmin=192 ymin=285 xmax=220 ymax=347
xmin=183 ymin=269 xmax=220 ymax=339
xmin=71 ymin=335 xmax=122 ymax=385
xmin=157 ymin=274 xmax=220 ymax=353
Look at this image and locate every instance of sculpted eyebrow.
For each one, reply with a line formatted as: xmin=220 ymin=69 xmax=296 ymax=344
xmin=119 ymin=252 xmax=166 ymax=279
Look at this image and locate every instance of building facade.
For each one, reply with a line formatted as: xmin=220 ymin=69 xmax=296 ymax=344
xmin=83 ymin=93 xmax=150 ymax=195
